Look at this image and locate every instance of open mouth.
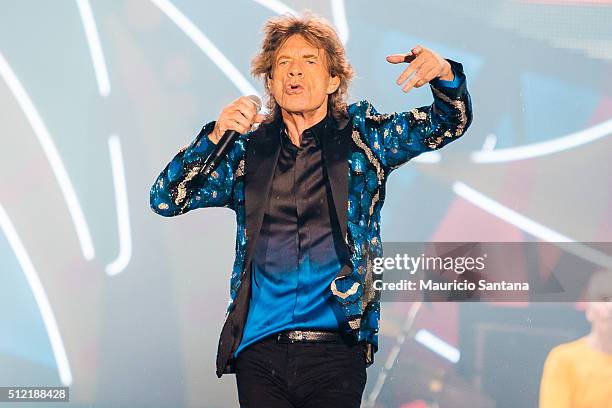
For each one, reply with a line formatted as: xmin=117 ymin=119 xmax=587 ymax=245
xmin=286 ymin=83 xmax=304 ymax=94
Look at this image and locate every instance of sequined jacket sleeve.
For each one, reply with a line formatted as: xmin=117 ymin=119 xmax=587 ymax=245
xmin=350 ymin=59 xmax=473 ymax=172
xmin=149 ymin=121 xmax=246 ymax=216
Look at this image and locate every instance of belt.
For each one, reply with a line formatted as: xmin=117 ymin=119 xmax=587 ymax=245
xmin=276 ymin=330 xmax=343 ymax=343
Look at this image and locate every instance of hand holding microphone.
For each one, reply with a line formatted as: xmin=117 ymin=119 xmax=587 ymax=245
xmin=201 ymin=95 xmax=264 ymax=178
xmin=210 ymin=95 xmax=265 ymax=144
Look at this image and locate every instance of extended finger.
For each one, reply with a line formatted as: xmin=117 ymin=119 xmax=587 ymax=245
xmin=402 ymin=65 xmax=428 ymax=92
xmin=386 ymin=52 xmax=415 ymax=64
xmin=408 ymin=60 xmax=437 ymax=83
xmin=396 ymin=56 xmax=426 ymax=86
xmin=401 ymin=74 xmax=420 ymax=93
xmin=402 ymin=66 xmax=436 ymax=92
xmin=413 ymin=65 xmax=438 ymax=88
xmin=402 ymin=63 xmax=436 ymax=92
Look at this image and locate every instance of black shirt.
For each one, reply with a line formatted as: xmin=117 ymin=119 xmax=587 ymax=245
xmin=234 ymin=114 xmax=348 ymax=357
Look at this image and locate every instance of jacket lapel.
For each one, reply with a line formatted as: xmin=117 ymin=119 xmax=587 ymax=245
xmin=320 ymin=118 xmax=352 ymax=265
xmin=218 ymin=121 xmax=281 ymax=378
xmin=243 ymin=119 xmax=281 ymax=272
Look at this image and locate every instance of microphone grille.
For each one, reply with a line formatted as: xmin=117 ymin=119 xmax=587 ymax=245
xmin=246 ymin=95 xmax=263 ymax=112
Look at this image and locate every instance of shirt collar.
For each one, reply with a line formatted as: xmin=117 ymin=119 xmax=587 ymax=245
xmin=279 ymin=114 xmax=335 ymax=147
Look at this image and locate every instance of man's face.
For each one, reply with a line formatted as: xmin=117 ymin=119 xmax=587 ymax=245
xmin=268 ymin=34 xmax=340 ymax=115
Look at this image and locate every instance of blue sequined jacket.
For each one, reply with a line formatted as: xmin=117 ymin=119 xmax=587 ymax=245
xmin=150 ymin=59 xmax=472 ymax=378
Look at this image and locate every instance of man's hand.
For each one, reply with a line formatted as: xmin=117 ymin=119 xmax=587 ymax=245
xmin=211 ymin=96 xmax=266 ymax=144
xmin=386 ymin=45 xmax=454 ymax=93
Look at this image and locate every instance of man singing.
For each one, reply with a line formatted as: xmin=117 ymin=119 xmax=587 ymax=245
xmin=150 ymin=13 xmax=472 ymax=408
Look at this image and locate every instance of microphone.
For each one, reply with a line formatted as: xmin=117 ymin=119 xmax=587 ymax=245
xmin=200 ymin=95 xmax=262 ymax=178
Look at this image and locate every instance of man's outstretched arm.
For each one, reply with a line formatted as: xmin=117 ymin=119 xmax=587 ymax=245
xmin=351 ymin=46 xmax=473 ymax=171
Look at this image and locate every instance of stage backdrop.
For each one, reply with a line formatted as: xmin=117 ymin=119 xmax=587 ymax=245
xmin=1 ymin=1 xmax=610 ymax=407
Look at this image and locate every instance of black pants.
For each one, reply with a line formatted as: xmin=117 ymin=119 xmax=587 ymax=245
xmin=235 ymin=334 xmax=367 ymax=408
